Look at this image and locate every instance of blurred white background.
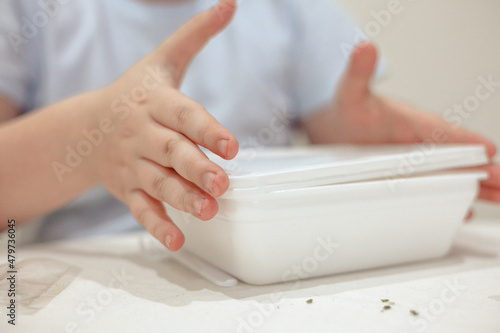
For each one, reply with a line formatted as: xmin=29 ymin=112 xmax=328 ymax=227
xmin=334 ymin=0 xmax=500 ymax=219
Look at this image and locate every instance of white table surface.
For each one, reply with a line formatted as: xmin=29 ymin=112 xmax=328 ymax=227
xmin=1 ymin=218 xmax=499 ymax=333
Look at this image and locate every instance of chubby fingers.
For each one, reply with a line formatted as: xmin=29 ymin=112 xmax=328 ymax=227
xmin=128 ymin=190 xmax=185 ymax=251
xmin=150 ymin=90 xmax=238 ymax=160
xmin=135 ymin=158 xmax=219 ymax=221
xmin=142 ymin=125 xmax=230 ymax=198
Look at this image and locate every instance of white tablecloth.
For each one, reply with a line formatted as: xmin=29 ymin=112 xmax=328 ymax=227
xmin=1 ymin=219 xmax=499 ymax=333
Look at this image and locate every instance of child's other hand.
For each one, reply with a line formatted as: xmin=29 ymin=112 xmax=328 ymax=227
xmin=304 ymin=42 xmax=500 ymax=204
xmin=89 ymin=0 xmax=238 ymax=250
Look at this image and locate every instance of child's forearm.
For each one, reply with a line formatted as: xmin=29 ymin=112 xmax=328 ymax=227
xmin=0 ymin=90 xmax=105 ymax=227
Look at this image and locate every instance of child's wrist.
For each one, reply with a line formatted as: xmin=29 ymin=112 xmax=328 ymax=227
xmin=67 ymin=87 xmax=114 ymax=188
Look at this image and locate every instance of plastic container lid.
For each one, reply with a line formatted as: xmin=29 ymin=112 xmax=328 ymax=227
xmin=206 ymin=144 xmax=489 ymax=195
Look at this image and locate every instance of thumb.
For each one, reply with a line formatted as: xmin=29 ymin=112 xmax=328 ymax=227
xmin=158 ymin=0 xmax=236 ymax=86
xmin=339 ymin=41 xmax=378 ymax=100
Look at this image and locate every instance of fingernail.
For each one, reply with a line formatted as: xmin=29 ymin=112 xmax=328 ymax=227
xmin=165 ymin=234 xmax=173 ymax=249
xmin=217 ymin=139 xmax=229 ymax=157
xmin=203 ymin=172 xmax=216 ymax=193
xmin=194 ymin=197 xmax=208 ymax=215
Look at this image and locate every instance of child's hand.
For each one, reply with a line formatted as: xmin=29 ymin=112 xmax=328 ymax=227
xmin=304 ymin=42 xmax=500 ymax=204
xmin=89 ymin=0 xmax=238 ymax=250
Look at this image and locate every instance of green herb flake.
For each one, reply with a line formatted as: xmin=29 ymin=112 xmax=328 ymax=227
xmin=410 ymin=310 xmax=419 ymax=316
xmin=381 ymin=299 xmax=390 ymax=303
xmin=306 ymin=299 xmax=313 ymax=304
xmin=382 ymin=305 xmax=392 ymax=311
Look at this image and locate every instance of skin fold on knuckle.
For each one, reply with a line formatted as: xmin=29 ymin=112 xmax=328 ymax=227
xmin=151 ymin=174 xmax=170 ymax=200
xmin=182 ymin=156 xmax=200 ymax=181
xmin=173 ymin=104 xmax=193 ymax=131
xmin=162 ymin=137 xmax=184 ymax=165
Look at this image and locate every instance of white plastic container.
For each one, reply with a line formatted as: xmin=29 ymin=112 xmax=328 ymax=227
xmin=165 ymin=144 xmax=488 ymax=285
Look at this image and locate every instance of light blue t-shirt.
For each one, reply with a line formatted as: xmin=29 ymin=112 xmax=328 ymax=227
xmin=0 ymin=0 xmax=363 ymax=241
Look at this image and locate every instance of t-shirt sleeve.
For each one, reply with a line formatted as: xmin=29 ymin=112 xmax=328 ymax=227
xmin=288 ymin=0 xmax=367 ymax=119
xmin=0 ymin=0 xmax=33 ymax=111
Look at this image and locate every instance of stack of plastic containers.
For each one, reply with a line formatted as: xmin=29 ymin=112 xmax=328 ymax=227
xmin=165 ymin=144 xmax=488 ymax=285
